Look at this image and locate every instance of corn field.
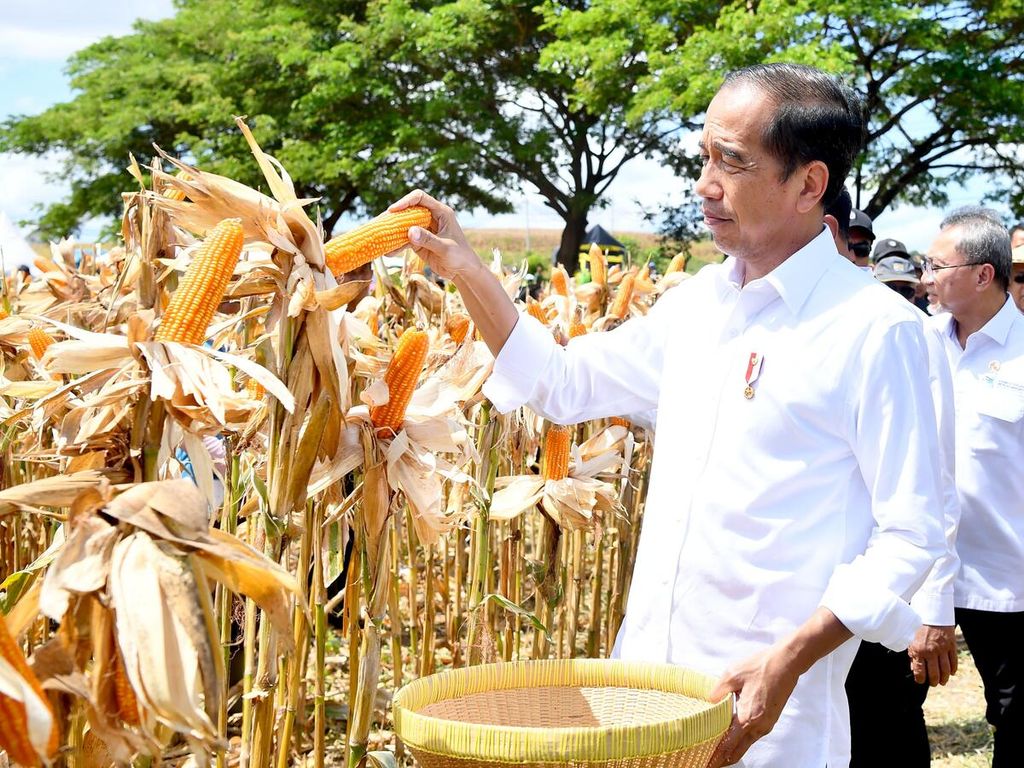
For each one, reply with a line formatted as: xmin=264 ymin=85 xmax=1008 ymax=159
xmin=0 ymin=119 xmax=692 ymax=768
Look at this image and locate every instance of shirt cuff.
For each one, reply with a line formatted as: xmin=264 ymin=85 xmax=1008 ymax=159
xmin=820 ymin=565 xmax=923 ymax=651
xmin=909 ymin=590 xmax=955 ymax=627
xmin=481 ymin=313 xmax=554 ymax=414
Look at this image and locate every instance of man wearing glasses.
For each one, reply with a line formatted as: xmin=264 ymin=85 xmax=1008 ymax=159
xmin=924 ymin=207 xmax=1024 ymax=767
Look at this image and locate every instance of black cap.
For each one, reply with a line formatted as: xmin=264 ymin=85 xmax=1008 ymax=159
xmin=872 ymin=238 xmax=910 ymax=262
xmin=849 ymin=209 xmax=874 ymax=238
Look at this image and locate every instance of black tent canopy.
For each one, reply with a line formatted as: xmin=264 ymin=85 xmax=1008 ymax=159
xmin=579 ymin=224 xmax=627 ymax=268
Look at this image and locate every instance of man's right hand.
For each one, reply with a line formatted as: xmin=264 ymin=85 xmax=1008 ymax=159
xmin=908 ymin=624 xmax=957 ymax=686
xmin=389 ymin=190 xmax=480 ymax=281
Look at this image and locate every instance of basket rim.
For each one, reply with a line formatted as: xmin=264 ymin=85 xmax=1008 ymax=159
xmin=392 ymin=659 xmax=733 ymax=763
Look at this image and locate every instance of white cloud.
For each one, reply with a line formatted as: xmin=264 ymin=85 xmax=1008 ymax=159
xmin=0 ymin=0 xmax=175 ymax=61
xmin=0 ymin=152 xmax=69 ymax=230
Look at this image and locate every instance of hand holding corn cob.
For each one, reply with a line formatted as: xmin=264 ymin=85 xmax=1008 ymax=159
xmin=388 ymin=190 xmax=479 ymax=282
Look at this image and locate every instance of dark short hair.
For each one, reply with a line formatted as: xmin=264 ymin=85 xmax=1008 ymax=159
xmin=721 ymin=63 xmax=863 ymax=210
xmin=824 ymin=187 xmax=852 ymax=241
xmin=941 ymin=206 xmax=1012 ymax=291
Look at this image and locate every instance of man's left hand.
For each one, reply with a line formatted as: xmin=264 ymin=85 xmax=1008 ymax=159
xmin=908 ymin=624 xmax=957 ymax=686
xmin=706 ymin=646 xmax=801 ymax=767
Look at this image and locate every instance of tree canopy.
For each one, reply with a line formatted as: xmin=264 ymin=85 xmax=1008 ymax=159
xmin=3 ymin=0 xmax=1023 ymax=257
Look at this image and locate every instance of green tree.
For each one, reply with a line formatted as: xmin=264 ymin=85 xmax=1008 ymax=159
xmin=358 ymin=0 xmax=723 ymax=273
xmin=0 ymin=0 xmax=509 ymax=240
xmin=633 ymin=0 xmax=1024 ymax=220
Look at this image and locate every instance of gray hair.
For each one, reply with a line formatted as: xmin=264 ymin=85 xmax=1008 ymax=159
xmin=940 ymin=206 xmax=1012 ymax=291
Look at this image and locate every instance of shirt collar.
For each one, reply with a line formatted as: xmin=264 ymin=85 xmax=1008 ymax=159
xmin=974 ymin=295 xmax=1019 ymax=347
xmin=722 ymin=226 xmax=836 ymax=315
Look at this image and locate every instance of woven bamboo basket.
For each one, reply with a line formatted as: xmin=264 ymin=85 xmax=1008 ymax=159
xmin=393 ymin=659 xmax=733 ymax=768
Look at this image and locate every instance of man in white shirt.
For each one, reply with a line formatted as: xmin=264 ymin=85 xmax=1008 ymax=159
xmin=389 ymin=63 xmax=945 ymax=768
xmin=924 ymin=208 xmax=1024 ymax=768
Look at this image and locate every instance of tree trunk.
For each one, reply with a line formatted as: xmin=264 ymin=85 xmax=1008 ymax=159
xmin=556 ymin=210 xmax=589 ymax=276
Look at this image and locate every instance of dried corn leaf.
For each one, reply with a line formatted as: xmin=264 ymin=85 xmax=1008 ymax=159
xmin=0 ymin=470 xmax=130 ymax=516
xmin=39 ymin=516 xmax=118 ymax=621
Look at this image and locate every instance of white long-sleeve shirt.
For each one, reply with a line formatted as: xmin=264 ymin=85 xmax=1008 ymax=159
xmin=930 ymin=296 xmax=1024 ymax=612
xmin=483 ymin=227 xmax=945 ymax=768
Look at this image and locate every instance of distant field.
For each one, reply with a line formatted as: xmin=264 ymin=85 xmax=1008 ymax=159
xmin=462 ymin=227 xmax=724 ymax=273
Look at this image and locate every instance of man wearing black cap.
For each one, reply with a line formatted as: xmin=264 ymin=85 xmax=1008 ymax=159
xmin=872 ymin=237 xmax=912 ymax=264
xmin=848 ymin=209 xmax=875 ymax=269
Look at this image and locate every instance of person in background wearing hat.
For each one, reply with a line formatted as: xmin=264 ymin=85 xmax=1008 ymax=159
xmin=1011 ymin=244 xmax=1024 ymax=313
xmin=872 ymin=237 xmax=912 ymax=266
xmin=847 ymin=208 xmax=875 ymax=270
xmin=925 ymin=207 xmax=1024 ymax=768
xmin=874 ymin=254 xmax=920 ymax=303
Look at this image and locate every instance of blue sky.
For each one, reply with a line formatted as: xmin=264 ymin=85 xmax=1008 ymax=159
xmin=0 ymin=0 xmax=995 ymax=252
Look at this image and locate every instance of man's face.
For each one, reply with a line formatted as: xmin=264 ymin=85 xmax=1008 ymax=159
xmin=924 ymin=226 xmax=980 ymax=314
xmin=1011 ymin=262 xmax=1024 ymax=313
xmin=847 ymin=229 xmax=873 ymax=267
xmin=695 ymin=84 xmax=807 ymax=262
xmin=1011 ymin=228 xmax=1024 ymax=250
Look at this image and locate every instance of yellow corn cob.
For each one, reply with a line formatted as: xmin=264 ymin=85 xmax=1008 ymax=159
xmin=526 ymin=301 xmax=547 ymax=325
xmin=542 ymin=424 xmax=572 ymax=481
xmin=0 ymin=616 xmax=58 ymax=766
xmin=324 ymin=206 xmax=432 ymax=276
xmin=550 ymin=266 xmax=570 ymax=297
xmin=246 ymin=378 xmax=265 ymax=400
xmin=588 ymin=244 xmax=606 ymax=286
xmin=28 ymin=327 xmax=54 ymax=360
xmin=370 ymin=328 xmax=429 ymax=438
xmin=32 ymin=256 xmax=60 ymax=274
xmin=610 ymin=416 xmax=631 ymax=428
xmin=637 ymin=263 xmax=650 ymax=283
xmin=608 ymin=273 xmax=636 ymax=320
xmin=0 ymin=306 xmax=9 ymax=321
xmin=446 ymin=313 xmax=471 ymax=345
xmin=155 ymin=218 xmax=244 ymax=345
xmin=666 ymin=251 xmax=689 ymax=274
xmin=163 ymin=170 xmax=193 ymax=201
xmin=112 ymin=646 xmax=140 ymax=726
xmin=569 ymin=320 xmax=587 ymax=338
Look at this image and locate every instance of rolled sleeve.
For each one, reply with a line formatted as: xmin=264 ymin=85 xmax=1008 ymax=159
xmin=821 ymin=566 xmax=923 ymax=650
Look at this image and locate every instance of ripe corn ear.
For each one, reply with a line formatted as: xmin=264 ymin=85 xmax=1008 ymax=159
xmin=542 ymin=424 xmax=572 ymax=481
xmin=246 ymin=378 xmax=265 ymax=400
xmin=608 ymin=273 xmax=635 ymax=320
xmin=163 ymin=170 xmax=193 ymax=201
xmin=526 ymin=302 xmax=547 ymax=325
xmin=610 ymin=417 xmax=630 ymax=428
xmin=569 ymin=320 xmax=587 ymax=338
xmin=112 ymin=647 xmax=140 ymax=726
xmin=666 ymin=251 xmax=689 ymax=274
xmin=588 ymin=244 xmax=606 ymax=286
xmin=154 ymin=218 xmax=244 ymax=345
xmin=446 ymin=313 xmax=471 ymax=345
xmin=324 ymin=206 xmax=432 ymax=276
xmin=0 ymin=616 xmax=58 ymax=766
xmin=370 ymin=328 xmax=429 ymax=437
xmin=28 ymin=327 xmax=54 ymax=361
xmin=550 ymin=266 xmax=570 ymax=297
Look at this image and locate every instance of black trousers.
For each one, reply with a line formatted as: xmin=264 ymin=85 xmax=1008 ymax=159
xmin=956 ymin=607 xmax=1024 ymax=768
xmin=846 ymin=640 xmax=930 ymax=767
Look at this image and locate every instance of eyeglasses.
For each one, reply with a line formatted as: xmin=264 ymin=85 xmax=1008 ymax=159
xmin=849 ymin=242 xmax=872 ymax=259
xmin=922 ymin=259 xmax=977 ymax=274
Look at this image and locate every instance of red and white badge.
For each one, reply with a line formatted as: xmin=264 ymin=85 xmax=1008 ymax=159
xmin=744 ymin=352 xmax=763 ymax=400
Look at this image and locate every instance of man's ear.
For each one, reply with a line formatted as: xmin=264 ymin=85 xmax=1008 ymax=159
xmin=796 ymin=161 xmax=830 ymax=215
xmin=824 ymin=214 xmax=840 ymax=239
xmin=975 ymin=262 xmax=997 ymax=291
